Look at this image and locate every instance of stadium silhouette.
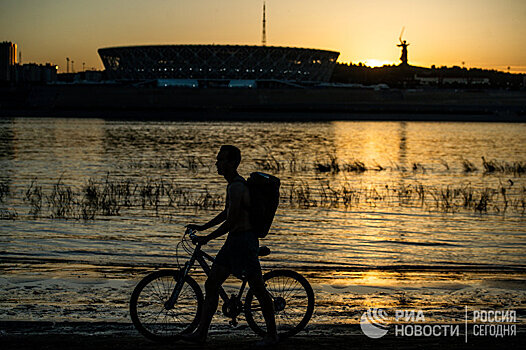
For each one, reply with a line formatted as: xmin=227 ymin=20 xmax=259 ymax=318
xmin=98 ymin=45 xmax=340 ymax=83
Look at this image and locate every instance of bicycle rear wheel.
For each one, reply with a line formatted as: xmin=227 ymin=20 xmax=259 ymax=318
xmin=130 ymin=270 xmax=203 ymax=342
xmin=244 ymin=269 xmax=315 ymax=338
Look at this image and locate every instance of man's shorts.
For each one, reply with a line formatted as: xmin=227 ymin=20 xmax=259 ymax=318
xmin=213 ymin=231 xmax=261 ymax=279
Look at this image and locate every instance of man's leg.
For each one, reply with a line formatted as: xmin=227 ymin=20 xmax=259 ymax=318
xmin=247 ymin=273 xmax=278 ymax=343
xmin=184 ymin=263 xmax=230 ymax=342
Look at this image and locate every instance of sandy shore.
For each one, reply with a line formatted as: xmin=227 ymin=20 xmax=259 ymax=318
xmin=1 ymin=322 xmax=523 ymax=350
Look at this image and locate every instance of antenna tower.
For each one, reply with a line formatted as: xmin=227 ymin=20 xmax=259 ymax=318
xmin=262 ymin=2 xmax=267 ymax=46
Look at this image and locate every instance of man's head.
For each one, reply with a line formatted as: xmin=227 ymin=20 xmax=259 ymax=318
xmin=216 ymin=145 xmax=241 ymax=176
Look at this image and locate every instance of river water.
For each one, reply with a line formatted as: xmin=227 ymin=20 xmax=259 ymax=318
xmin=0 ymin=118 xmax=525 ymax=325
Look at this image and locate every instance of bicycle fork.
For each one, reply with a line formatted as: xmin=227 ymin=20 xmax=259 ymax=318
xmin=164 ymin=247 xmax=200 ymax=310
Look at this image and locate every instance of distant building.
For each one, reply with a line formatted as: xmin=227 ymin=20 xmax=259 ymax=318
xmin=442 ymin=77 xmax=469 ymax=85
xmin=415 ymin=74 xmax=489 ymax=86
xmin=0 ymin=41 xmax=17 ymax=82
xmin=1 ymin=41 xmax=58 ymax=85
xmin=13 ymin=63 xmax=58 ymax=84
xmin=98 ymin=45 xmax=340 ymax=83
xmin=83 ymin=70 xmax=103 ymax=82
xmin=414 ymin=75 xmax=439 ymax=85
xmin=471 ymin=77 xmax=490 ymax=85
xmin=157 ymin=79 xmax=198 ymax=88
xmin=56 ymin=70 xmax=104 ymax=83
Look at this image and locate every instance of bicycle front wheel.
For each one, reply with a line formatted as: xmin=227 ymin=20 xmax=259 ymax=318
xmin=130 ymin=270 xmax=203 ymax=342
xmin=244 ymin=269 xmax=315 ymax=338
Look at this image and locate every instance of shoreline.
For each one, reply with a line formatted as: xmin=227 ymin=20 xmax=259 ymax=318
xmin=2 ymin=255 xmax=525 ymax=272
xmin=1 ymin=321 xmax=524 ymax=349
xmin=2 ymin=109 xmax=525 ymax=123
xmin=2 ymin=259 xmax=525 ymax=327
xmin=1 ymin=85 xmax=525 ymax=122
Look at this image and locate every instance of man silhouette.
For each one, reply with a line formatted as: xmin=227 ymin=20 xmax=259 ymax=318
xmin=184 ymin=145 xmax=279 ymax=345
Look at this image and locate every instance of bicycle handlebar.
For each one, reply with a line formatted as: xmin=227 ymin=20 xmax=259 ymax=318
xmin=185 ymin=227 xmax=199 ymax=245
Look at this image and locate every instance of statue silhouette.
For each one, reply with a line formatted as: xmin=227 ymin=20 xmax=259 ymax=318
xmin=397 ymin=40 xmax=409 ymax=65
xmin=397 ymin=27 xmax=409 ymax=66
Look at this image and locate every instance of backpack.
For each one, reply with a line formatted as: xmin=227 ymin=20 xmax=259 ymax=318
xmin=244 ymin=172 xmax=280 ymax=238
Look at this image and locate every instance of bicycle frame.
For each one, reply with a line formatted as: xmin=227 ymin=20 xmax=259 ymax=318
xmin=131 ymin=229 xmax=314 ymax=341
xmin=164 ymin=241 xmax=248 ymax=311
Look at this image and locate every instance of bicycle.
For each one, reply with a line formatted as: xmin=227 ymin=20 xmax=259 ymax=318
xmin=130 ymin=228 xmax=315 ymax=342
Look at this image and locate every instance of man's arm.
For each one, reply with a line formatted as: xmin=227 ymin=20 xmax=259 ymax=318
xmin=202 ymin=210 xmax=227 ymax=231
xmin=202 ymin=221 xmax=229 ymax=242
xmin=187 ymin=209 xmax=226 ymax=231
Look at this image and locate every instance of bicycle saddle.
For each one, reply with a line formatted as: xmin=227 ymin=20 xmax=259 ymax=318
xmin=258 ymin=246 xmax=271 ymax=257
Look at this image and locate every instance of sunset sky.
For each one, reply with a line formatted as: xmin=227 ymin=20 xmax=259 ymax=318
xmin=1 ymin=0 xmax=525 ymax=73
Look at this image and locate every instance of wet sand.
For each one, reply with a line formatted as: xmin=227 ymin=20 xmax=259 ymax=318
xmin=1 ymin=322 xmax=523 ymax=350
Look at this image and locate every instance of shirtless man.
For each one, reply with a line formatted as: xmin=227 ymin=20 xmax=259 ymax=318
xmin=184 ymin=145 xmax=279 ymax=345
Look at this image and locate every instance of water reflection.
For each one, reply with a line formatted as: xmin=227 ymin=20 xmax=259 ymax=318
xmin=0 ymin=119 xmax=14 ymax=160
xmin=0 ymin=118 xmax=524 ymax=270
xmin=398 ymin=121 xmax=407 ymax=169
xmin=3 ymin=119 xmax=106 ymax=187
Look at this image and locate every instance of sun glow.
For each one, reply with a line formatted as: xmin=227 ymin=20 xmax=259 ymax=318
xmin=1 ymin=0 xmax=525 ymax=73
xmin=361 ymin=59 xmax=396 ymax=68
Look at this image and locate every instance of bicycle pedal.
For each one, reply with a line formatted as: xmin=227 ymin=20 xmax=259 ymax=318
xmin=228 ymin=319 xmax=239 ymax=328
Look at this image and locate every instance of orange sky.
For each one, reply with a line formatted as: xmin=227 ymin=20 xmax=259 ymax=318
xmin=1 ymin=0 xmax=525 ymax=73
